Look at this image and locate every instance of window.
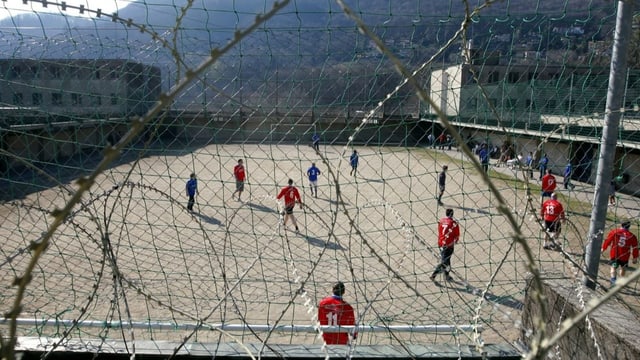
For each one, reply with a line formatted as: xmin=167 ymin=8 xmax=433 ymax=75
xmin=51 ymin=93 xmax=63 ymax=105
xmin=487 ymin=72 xmax=500 ymax=83
xmin=565 ymin=99 xmax=576 ymax=112
xmin=528 ymin=72 xmax=538 ymax=81
xmin=50 ymin=66 xmax=62 ymax=79
xmin=91 ymin=94 xmax=102 ymax=106
xmin=9 ymin=66 xmax=22 ymax=79
xmin=506 ymin=98 xmax=517 ymax=109
xmin=526 ymin=99 xmax=537 ymax=110
xmin=32 ymin=93 xmax=43 ymax=105
xmin=508 ymin=72 xmax=520 ymax=83
xmin=13 ymin=93 xmax=23 ymax=105
xmin=71 ymin=93 xmax=83 ymax=105
xmin=94 ymin=69 xmax=101 ymax=79
xmin=545 ymin=99 xmax=557 ymax=111
xmin=110 ymin=93 xmax=118 ymax=105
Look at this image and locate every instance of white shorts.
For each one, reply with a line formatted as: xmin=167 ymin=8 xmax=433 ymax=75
xmin=309 ymin=180 xmax=318 ymax=187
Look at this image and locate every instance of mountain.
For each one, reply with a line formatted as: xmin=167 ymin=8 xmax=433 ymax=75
xmin=0 ymin=0 xmax=619 ymax=107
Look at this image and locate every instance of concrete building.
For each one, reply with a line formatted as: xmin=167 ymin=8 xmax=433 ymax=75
xmin=0 ymin=59 xmax=161 ymax=123
xmin=425 ymin=59 xmax=640 ymax=195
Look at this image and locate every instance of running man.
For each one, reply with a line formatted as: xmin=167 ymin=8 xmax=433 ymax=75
xmin=437 ymin=165 xmax=448 ymax=205
xmin=540 ymin=193 xmax=565 ymax=250
xmin=541 ymin=169 xmax=557 ymax=203
xmin=307 ymin=162 xmax=321 ymax=198
xmin=312 ymin=133 xmax=321 ymax=152
xmin=232 ymin=159 xmax=246 ymax=201
xmin=185 ymin=173 xmax=198 ymax=212
xmin=276 ymin=178 xmax=302 ymax=232
xmin=602 ymin=220 xmax=639 ymax=285
xmin=349 ymin=150 xmax=359 ymax=176
xmin=430 ymin=208 xmax=461 ymax=282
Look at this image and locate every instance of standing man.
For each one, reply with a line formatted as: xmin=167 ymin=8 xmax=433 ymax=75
xmin=232 ymin=159 xmax=246 ymax=202
xmin=602 ymin=220 xmax=639 ymax=285
xmin=185 ymin=173 xmax=198 ymax=212
xmin=479 ymin=144 xmax=490 ymax=174
xmin=277 ymin=178 xmax=302 ymax=232
xmin=541 ymin=169 xmax=557 ymax=202
xmin=349 ymin=150 xmax=359 ymax=177
xmin=307 ymin=162 xmax=321 ymax=198
xmin=430 ymin=208 xmax=461 ymax=282
xmin=526 ymin=152 xmax=534 ymax=179
xmin=312 ymin=133 xmax=321 ymax=152
xmin=318 ymin=282 xmax=357 ymax=345
xmin=563 ymin=162 xmax=575 ymax=190
xmin=538 ymin=153 xmax=549 ymax=180
xmin=437 ymin=165 xmax=448 ymax=206
xmin=540 ymin=193 xmax=565 ymax=250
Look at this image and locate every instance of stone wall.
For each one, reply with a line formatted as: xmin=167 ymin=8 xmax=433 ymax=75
xmin=521 ymin=275 xmax=640 ymax=359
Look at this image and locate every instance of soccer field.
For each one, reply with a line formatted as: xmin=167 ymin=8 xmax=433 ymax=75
xmin=0 ymin=143 xmax=587 ymax=348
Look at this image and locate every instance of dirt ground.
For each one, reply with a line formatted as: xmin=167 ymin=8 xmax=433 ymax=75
xmin=1 ymin=143 xmax=635 ymax=349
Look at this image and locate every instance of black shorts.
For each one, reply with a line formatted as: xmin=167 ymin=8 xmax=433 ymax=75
xmin=545 ymin=220 xmax=561 ymax=233
xmin=609 ymin=259 xmax=629 ymax=268
xmin=541 ymin=191 xmax=553 ymax=198
xmin=284 ymin=205 xmax=294 ymax=215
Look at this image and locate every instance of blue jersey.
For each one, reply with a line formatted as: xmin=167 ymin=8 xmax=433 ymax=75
xmin=479 ymin=149 xmax=489 ymax=164
xmin=350 ymin=153 xmax=359 ymax=167
xmin=312 ymin=134 xmax=320 ymax=143
xmin=564 ymin=164 xmax=572 ymax=178
xmin=539 ymin=156 xmax=549 ymax=169
xmin=186 ymin=178 xmax=198 ymax=196
xmin=307 ymin=166 xmax=321 ymax=181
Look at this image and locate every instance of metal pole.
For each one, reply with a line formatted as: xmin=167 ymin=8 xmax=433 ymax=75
xmin=583 ymin=0 xmax=635 ymax=289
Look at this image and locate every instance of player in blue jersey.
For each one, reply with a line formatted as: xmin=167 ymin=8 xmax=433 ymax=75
xmin=307 ymin=162 xmax=321 ymax=198
xmin=349 ymin=150 xmax=359 ymax=176
xmin=185 ymin=173 xmax=198 ymax=212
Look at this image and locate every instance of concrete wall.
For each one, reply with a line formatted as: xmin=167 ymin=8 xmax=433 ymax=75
xmin=521 ymin=275 xmax=640 ymax=359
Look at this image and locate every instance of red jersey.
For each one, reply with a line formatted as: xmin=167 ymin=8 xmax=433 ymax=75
xmin=541 ymin=174 xmax=556 ymax=192
xmin=277 ymin=185 xmax=301 ymax=208
xmin=438 ymin=216 xmax=460 ymax=248
xmin=602 ymin=228 xmax=639 ymax=262
xmin=318 ymin=295 xmax=356 ymax=345
xmin=234 ymin=164 xmax=246 ymax=182
xmin=541 ymin=199 xmax=565 ymax=222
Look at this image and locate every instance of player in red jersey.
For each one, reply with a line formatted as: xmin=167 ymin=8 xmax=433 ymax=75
xmin=540 ymin=169 xmax=556 ymax=203
xmin=540 ymin=193 xmax=565 ymax=250
xmin=276 ymin=178 xmax=302 ymax=232
xmin=232 ymin=159 xmax=246 ymax=201
xmin=602 ymin=220 xmax=639 ymax=285
xmin=318 ymin=282 xmax=357 ymax=345
xmin=430 ymin=208 xmax=461 ymax=281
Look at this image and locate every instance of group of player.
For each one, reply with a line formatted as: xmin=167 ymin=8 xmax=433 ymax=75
xmin=184 ymin=142 xmax=361 ymax=234
xmin=435 ymin=161 xmax=638 ymax=287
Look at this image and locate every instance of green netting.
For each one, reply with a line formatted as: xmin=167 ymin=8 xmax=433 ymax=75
xmin=1 ymin=1 xmax=640 ymax=359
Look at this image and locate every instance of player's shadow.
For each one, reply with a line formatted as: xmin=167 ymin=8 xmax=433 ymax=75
xmin=316 ymin=197 xmax=350 ymax=207
xmin=435 ymin=280 xmax=523 ymax=310
xmin=193 ymin=212 xmax=223 ymax=227
xmin=357 ymin=177 xmax=384 ymax=183
xmin=246 ymin=201 xmax=279 ymax=214
xmin=453 ymin=205 xmax=493 ymax=216
xmin=302 ymin=234 xmax=345 ymax=250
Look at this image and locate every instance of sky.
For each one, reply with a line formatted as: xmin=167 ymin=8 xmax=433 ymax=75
xmin=0 ymin=0 xmax=134 ymax=21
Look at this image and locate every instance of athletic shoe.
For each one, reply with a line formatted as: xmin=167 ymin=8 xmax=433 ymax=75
xmin=429 ymin=274 xmax=436 ymax=281
xmin=446 ymin=275 xmax=453 ymax=281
